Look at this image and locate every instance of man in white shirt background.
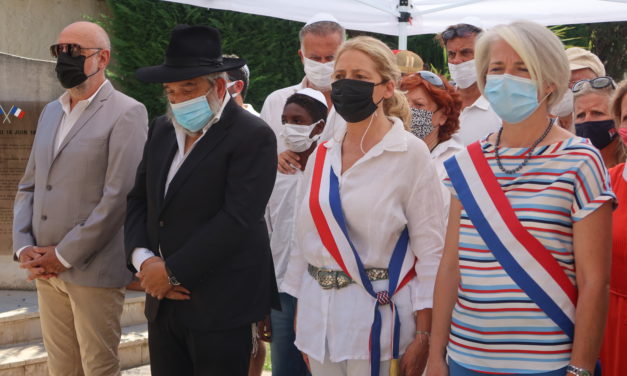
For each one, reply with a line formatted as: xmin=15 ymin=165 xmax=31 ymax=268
xmin=224 ymin=55 xmax=261 ymax=117
xmin=266 ymin=88 xmax=328 ymax=376
xmin=436 ymin=23 xmax=502 ymax=145
xmin=260 ymin=13 xmax=346 ymax=173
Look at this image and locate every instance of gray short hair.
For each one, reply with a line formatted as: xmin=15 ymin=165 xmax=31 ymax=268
xmin=298 ymin=21 xmax=346 ymax=46
xmin=203 ymin=72 xmax=227 ymax=86
xmin=475 ymin=21 xmax=570 ymax=108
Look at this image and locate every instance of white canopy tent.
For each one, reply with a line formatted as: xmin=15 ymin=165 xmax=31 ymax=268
xmin=164 ymin=0 xmax=627 ymax=49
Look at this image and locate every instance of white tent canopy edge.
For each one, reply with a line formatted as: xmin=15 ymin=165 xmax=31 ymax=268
xmin=164 ymin=0 xmax=627 ymax=49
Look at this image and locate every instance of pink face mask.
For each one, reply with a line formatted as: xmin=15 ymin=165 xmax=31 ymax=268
xmin=619 ymin=127 xmax=627 ymax=147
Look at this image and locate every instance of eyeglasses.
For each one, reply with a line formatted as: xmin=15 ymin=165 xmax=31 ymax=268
xmin=441 ymin=25 xmax=482 ymax=43
xmin=50 ymin=43 xmax=102 ymax=58
xmin=571 ymin=76 xmax=616 ymax=93
xmin=414 ymin=71 xmax=445 ymax=89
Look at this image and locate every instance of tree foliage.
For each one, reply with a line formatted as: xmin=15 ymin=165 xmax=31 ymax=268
xmin=103 ymin=0 xmax=625 ymax=119
xmin=105 ymin=0 xmax=304 ymax=119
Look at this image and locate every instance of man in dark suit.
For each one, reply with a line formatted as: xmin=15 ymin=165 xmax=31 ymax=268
xmin=125 ymin=25 xmax=279 ymax=376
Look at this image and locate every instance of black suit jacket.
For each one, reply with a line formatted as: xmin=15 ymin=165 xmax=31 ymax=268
xmin=125 ymin=99 xmax=279 ymax=330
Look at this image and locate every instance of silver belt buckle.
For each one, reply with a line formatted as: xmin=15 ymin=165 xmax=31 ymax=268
xmin=317 ymin=269 xmax=335 ymax=289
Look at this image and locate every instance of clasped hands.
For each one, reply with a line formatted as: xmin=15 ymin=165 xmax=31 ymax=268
xmin=137 ymin=256 xmax=190 ymax=301
xmin=19 ymin=246 xmax=67 ymax=281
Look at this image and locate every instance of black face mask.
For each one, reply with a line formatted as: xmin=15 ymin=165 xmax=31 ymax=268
xmin=575 ymin=120 xmax=617 ymax=150
xmin=55 ymin=52 xmax=99 ymax=89
xmin=331 ymin=79 xmax=383 ymax=123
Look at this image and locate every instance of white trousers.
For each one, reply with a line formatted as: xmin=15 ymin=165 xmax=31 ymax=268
xmin=309 ymin=352 xmax=390 ymax=376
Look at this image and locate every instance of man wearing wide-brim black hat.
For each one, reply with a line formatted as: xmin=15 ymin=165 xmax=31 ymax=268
xmin=124 ymin=24 xmax=279 ymax=375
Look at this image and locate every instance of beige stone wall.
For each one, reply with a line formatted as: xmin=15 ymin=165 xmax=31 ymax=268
xmin=0 ymin=0 xmax=108 ymax=60
xmin=0 ymin=52 xmax=61 ymax=288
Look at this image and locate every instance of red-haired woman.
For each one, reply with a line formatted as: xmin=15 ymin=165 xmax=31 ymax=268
xmin=401 ymin=71 xmax=463 ymax=214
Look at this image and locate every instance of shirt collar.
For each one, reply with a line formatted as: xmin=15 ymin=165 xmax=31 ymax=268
xmin=59 ymin=79 xmax=109 ymax=115
xmin=467 ymin=95 xmax=490 ymax=111
xmin=324 ymin=116 xmax=408 ymax=154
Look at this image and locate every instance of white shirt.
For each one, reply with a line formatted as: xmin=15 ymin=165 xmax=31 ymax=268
xmin=259 ymin=77 xmax=344 ymax=153
xmin=55 ymin=80 xmax=110 ymax=154
xmin=430 ymin=133 xmax=464 ymax=222
xmin=242 ymin=103 xmax=260 ymax=117
xmin=264 ymin=169 xmax=304 ymax=293
xmin=16 ymin=80 xmax=109 ymax=268
xmin=457 ymin=95 xmax=502 ymax=146
xmin=131 ymin=95 xmax=231 ymax=271
xmin=281 ymin=118 xmax=445 ymax=363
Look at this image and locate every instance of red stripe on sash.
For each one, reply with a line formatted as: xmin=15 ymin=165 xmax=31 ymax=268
xmin=309 ymin=144 xmax=351 ymax=277
xmin=467 ymin=143 xmax=577 ymax=305
xmin=396 ymin=259 xmax=416 ymax=293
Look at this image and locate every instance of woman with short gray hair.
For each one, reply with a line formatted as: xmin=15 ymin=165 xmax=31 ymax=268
xmin=428 ymin=21 xmax=615 ymax=376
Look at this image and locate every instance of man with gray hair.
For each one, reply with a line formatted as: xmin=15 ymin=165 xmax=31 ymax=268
xmin=127 ymin=24 xmax=278 ymax=376
xmin=260 ymin=13 xmax=345 ymax=173
xmin=13 ymin=21 xmax=148 ymax=375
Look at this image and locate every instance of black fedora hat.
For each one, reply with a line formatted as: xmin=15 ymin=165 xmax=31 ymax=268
xmin=136 ymin=25 xmax=245 ymax=83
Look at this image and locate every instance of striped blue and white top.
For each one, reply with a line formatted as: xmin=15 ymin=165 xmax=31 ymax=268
xmin=443 ymin=137 xmax=615 ymax=374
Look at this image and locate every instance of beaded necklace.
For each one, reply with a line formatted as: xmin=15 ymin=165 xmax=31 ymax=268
xmin=495 ymin=118 xmax=555 ymax=174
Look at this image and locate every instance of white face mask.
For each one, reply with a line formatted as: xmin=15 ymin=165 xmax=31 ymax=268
xmin=303 ymin=57 xmax=334 ymax=91
xmin=549 ymin=89 xmax=573 ymax=117
xmin=226 ymin=80 xmax=240 ymax=98
xmin=279 ymin=120 xmax=322 ymax=152
xmin=448 ymin=59 xmax=477 ymax=89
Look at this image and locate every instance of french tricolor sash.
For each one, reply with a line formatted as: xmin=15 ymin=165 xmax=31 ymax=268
xmin=309 ymin=142 xmax=416 ymax=376
xmin=444 ymin=141 xmax=577 ymax=340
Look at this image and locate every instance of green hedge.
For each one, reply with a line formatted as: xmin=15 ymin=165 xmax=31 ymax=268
xmin=103 ymin=0 xmax=624 ymax=120
xmin=105 ymin=0 xmax=304 ymax=119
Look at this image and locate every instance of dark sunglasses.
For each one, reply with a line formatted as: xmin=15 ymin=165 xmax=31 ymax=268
xmin=50 ymin=43 xmax=102 ymax=58
xmin=441 ymin=25 xmax=482 ymax=43
xmin=413 ymin=71 xmax=445 ymax=89
xmin=571 ymin=76 xmax=616 ymax=93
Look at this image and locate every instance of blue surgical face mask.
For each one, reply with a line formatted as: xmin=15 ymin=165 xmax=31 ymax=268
xmin=170 ymin=92 xmax=213 ymax=132
xmin=484 ymin=74 xmax=543 ymax=124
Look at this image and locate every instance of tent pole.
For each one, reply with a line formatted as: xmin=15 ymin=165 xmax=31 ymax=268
xmin=397 ymin=0 xmax=411 ymax=50
xmin=398 ymin=22 xmax=408 ymax=50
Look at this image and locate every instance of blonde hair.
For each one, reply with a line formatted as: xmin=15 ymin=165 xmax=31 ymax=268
xmin=475 ymin=21 xmax=570 ymax=108
xmin=335 ymin=36 xmax=410 ymax=128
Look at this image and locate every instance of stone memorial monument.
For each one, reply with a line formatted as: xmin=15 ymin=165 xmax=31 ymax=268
xmin=0 ymin=52 xmax=61 ymax=288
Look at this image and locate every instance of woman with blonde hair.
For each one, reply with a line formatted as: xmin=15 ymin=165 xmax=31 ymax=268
xmin=283 ymin=36 xmax=445 ymax=376
xmin=429 ymin=21 xmax=614 ymax=376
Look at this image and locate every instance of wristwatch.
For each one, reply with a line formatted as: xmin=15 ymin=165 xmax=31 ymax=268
xmin=165 ymin=265 xmax=181 ymax=286
xmin=566 ymin=364 xmax=591 ymax=376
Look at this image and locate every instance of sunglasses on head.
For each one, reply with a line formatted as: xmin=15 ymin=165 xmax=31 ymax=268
xmin=414 ymin=71 xmax=445 ymax=89
xmin=571 ymin=76 xmax=616 ymax=93
xmin=50 ymin=43 xmax=102 ymax=58
xmin=441 ymin=25 xmax=481 ymax=43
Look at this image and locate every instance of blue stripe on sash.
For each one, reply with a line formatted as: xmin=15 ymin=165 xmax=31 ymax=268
xmin=328 ymin=167 xmax=408 ymax=376
xmin=444 ymin=157 xmax=575 ymax=339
